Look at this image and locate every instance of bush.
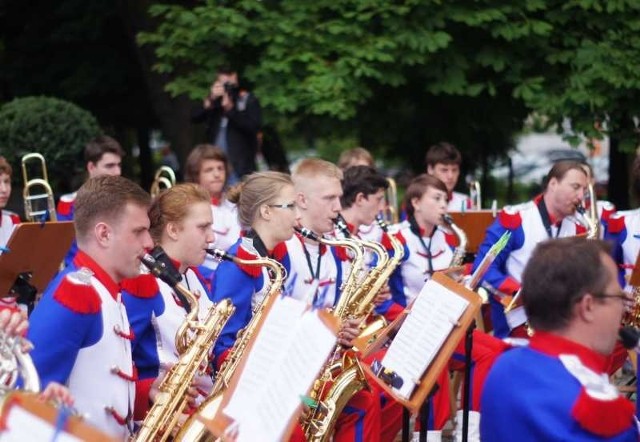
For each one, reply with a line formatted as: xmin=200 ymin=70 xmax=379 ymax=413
xmin=0 ymin=96 xmax=101 ymax=192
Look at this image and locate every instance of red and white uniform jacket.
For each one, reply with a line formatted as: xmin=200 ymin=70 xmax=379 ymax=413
xmin=121 ymin=265 xmax=215 ymax=419
xmin=472 ymin=197 xmax=587 ymax=338
xmin=448 ymin=191 xmax=472 ymax=212
xmin=0 ymin=209 xmax=20 ymax=249
xmin=28 ymin=251 xmax=135 ymax=438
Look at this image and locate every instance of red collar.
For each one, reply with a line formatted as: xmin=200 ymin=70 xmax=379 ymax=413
xmin=211 ymin=196 xmax=221 ymax=206
xmin=345 ymin=222 xmax=358 ymax=236
xmin=73 ymin=250 xmax=120 ymax=301
xmin=529 ymin=331 xmax=608 ymax=373
xmin=534 ymin=194 xmax=560 ymax=225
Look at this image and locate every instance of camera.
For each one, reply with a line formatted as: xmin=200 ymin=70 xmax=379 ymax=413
xmin=223 ymin=81 xmax=240 ymax=102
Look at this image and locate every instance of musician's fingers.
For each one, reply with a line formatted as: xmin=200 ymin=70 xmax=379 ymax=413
xmin=41 ymin=382 xmax=75 ymax=406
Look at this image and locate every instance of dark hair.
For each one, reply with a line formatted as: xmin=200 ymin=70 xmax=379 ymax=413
xmin=340 ymin=166 xmax=388 ymax=209
xmin=184 ymin=144 xmax=229 ymax=184
xmin=0 ymin=156 xmax=12 ymax=176
xmin=542 ymin=160 xmax=587 ymax=191
xmin=425 ymin=142 xmax=462 ymax=168
xmin=404 ymin=174 xmax=448 ymax=218
xmin=83 ymin=135 xmax=125 ymax=165
xmin=217 ymin=65 xmax=236 ymax=76
xmin=74 ymin=175 xmax=150 ymax=243
xmin=522 ymin=237 xmax=611 ymax=331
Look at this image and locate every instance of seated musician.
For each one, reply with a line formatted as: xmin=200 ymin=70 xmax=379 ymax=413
xmin=473 ymin=161 xmax=589 ymax=339
xmin=425 ymin=142 xmax=472 ymax=212
xmin=184 ymin=144 xmax=241 ymax=277
xmin=379 ymin=173 xmax=507 ymax=442
xmin=0 ymin=156 xmax=22 ymax=310
xmin=28 ymin=175 xmax=153 ymax=438
xmin=481 ymin=237 xmax=637 ymax=441
xmin=57 ymin=136 xmax=125 ymax=267
xmin=120 ymin=183 xmax=216 ymax=419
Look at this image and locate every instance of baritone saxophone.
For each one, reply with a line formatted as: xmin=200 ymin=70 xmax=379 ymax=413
xmin=174 ymin=249 xmax=285 ymax=442
xmin=133 ymin=251 xmax=234 ymax=442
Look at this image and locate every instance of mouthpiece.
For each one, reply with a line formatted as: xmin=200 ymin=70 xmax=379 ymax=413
xmin=575 ymin=204 xmax=586 ymax=216
xmin=375 ymin=214 xmax=389 ymax=232
xmin=442 ymin=214 xmax=454 ymax=225
xmin=333 ymin=214 xmax=351 ymax=238
xmin=205 ymin=248 xmax=234 ymax=262
xmin=295 ymin=226 xmax=320 ymax=242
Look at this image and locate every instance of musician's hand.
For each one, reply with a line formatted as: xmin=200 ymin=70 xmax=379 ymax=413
xmin=149 ymin=363 xmax=171 ymax=404
xmin=0 ymin=308 xmax=28 ymax=338
xmin=221 ymin=422 xmax=239 ymax=442
xmin=185 ymin=384 xmax=201 ymax=410
xmin=374 ymin=284 xmax=392 ymax=306
xmin=338 ymin=318 xmax=361 ymax=347
xmin=41 ymin=382 xmax=74 ymax=407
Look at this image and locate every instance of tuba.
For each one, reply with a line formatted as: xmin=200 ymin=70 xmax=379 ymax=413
xmin=134 ymin=250 xmax=234 ymax=442
xmin=174 ymin=249 xmax=285 ymax=442
xmin=21 ymin=153 xmax=57 ymax=222
xmin=150 ymin=166 xmax=177 ymax=198
xmin=442 ymin=213 xmax=468 ymax=267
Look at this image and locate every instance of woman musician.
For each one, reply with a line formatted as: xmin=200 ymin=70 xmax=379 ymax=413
xmin=121 ymin=183 xmax=216 ymax=419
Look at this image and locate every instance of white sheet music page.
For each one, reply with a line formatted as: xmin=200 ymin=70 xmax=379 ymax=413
xmin=382 ymin=278 xmax=469 ymax=399
xmin=223 ymin=296 xmax=336 ymax=442
xmin=0 ymin=405 xmax=82 ymax=442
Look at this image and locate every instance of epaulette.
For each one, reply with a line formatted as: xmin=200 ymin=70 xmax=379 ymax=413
xmin=333 ymin=245 xmax=350 ymax=262
xmin=57 ymin=193 xmax=76 ymax=217
xmin=271 ymin=242 xmax=288 ymax=261
xmin=380 ymin=231 xmax=405 ymax=251
xmin=120 ymin=274 xmax=159 ymax=299
xmin=53 ymin=268 xmax=101 ymax=314
xmin=600 ymin=202 xmax=616 ymax=225
xmin=561 ymin=354 xmax=635 ymax=437
xmin=4 ymin=211 xmax=20 ymax=225
xmin=607 ymin=214 xmax=626 ymax=234
xmin=498 ymin=206 xmax=522 ymax=230
xmin=576 ymin=223 xmax=587 ymax=235
xmin=444 ymin=230 xmax=459 ymax=248
xmin=236 ymin=245 xmax=262 ymax=278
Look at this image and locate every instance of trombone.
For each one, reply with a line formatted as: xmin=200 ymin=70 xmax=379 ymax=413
xmin=382 ymin=177 xmax=399 ymax=224
xmin=21 ymin=153 xmax=57 ymax=222
xmin=469 ymin=180 xmax=482 ymax=210
xmin=150 ymin=166 xmax=176 ymax=198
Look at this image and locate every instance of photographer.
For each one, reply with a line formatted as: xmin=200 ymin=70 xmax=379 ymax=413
xmin=191 ymin=67 xmax=262 ymax=182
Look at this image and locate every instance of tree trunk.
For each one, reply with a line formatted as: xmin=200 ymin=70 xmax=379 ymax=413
xmin=608 ymin=133 xmax=630 ymax=210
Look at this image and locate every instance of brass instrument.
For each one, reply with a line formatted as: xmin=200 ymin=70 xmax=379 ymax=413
xmin=442 ymin=213 xmax=468 ymax=267
xmin=0 ymin=331 xmax=40 ymax=394
xmin=21 ymin=153 xmax=57 ymax=222
xmin=134 ymin=251 xmax=234 ymax=442
xmin=469 ymin=180 xmax=481 ymax=210
xmin=575 ymin=183 xmax=599 ymax=239
xmin=175 ymin=248 xmax=285 ymax=442
xmin=150 ymin=166 xmax=177 ymax=198
xmin=382 ymin=177 xmax=399 ymax=224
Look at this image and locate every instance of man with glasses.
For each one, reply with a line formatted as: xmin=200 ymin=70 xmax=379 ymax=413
xmin=480 ymin=237 xmax=637 ymax=441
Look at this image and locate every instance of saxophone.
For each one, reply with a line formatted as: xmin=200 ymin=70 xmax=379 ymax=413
xmin=174 ymin=249 xmax=285 ymax=442
xmin=442 ymin=213 xmax=468 ymax=267
xmin=134 ymin=251 xmax=235 ymax=442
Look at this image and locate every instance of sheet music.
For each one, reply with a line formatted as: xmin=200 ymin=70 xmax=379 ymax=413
xmin=382 ymin=278 xmax=469 ymax=399
xmin=0 ymin=405 xmax=82 ymax=442
xmin=223 ymin=296 xmax=336 ymax=442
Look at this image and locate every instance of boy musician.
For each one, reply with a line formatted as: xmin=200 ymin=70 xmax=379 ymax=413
xmin=57 ymin=135 xmax=125 ymax=267
xmin=426 ymin=142 xmax=473 ymax=212
xmin=28 ymin=175 xmax=153 ymax=438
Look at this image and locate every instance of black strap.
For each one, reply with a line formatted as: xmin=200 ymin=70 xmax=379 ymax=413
xmin=537 ymin=198 xmax=562 ymax=239
xmin=409 ymin=215 xmax=436 ymax=275
xmin=245 ymin=229 xmax=269 ymax=257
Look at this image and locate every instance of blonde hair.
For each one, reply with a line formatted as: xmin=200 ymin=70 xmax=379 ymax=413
xmin=227 ymin=171 xmax=293 ymax=229
xmin=291 ymin=158 xmax=342 ymax=190
xmin=337 ymin=147 xmax=374 ymax=170
xmin=148 ymin=183 xmax=210 ymax=242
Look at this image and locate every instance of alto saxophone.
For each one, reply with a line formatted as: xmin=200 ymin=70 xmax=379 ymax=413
xmin=174 ymin=249 xmax=285 ymax=442
xmin=442 ymin=214 xmax=468 ymax=267
xmin=134 ymin=251 xmax=235 ymax=442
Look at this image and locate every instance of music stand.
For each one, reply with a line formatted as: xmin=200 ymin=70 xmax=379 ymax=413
xmin=448 ymin=211 xmax=496 ymax=254
xmin=0 ymin=222 xmax=74 ymax=305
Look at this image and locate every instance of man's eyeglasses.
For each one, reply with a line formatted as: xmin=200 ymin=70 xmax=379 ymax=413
xmin=268 ymin=202 xmax=296 ymax=210
xmin=593 ymin=291 xmax=634 ymax=306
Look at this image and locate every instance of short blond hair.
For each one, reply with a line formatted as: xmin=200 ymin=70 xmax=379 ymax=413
xmin=292 ymin=158 xmax=342 ymax=190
